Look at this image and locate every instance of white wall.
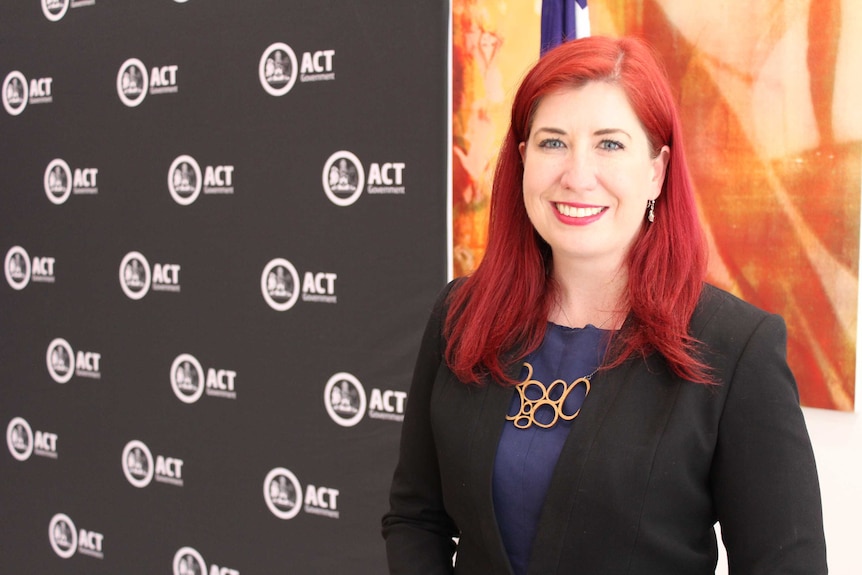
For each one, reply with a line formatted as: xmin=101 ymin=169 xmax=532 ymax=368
xmin=804 ymin=407 xmax=862 ymax=574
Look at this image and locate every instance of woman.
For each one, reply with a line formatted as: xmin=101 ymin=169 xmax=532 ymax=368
xmin=382 ymin=36 xmax=827 ymax=574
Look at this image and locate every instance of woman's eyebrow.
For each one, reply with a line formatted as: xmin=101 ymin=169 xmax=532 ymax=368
xmin=594 ymin=127 xmax=632 ymax=139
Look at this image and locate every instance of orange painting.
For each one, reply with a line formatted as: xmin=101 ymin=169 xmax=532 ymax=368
xmin=451 ymin=0 xmax=861 ymax=410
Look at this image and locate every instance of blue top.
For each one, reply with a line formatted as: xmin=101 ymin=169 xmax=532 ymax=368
xmin=492 ymin=323 xmax=609 ymax=575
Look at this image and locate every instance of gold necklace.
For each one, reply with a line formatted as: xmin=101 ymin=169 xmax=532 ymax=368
xmin=506 ymin=362 xmax=593 ymax=429
xmin=555 ymin=300 xmax=618 ymax=331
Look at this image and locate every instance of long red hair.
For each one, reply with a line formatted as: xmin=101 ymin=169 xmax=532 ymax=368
xmin=445 ymin=36 xmax=710 ymax=385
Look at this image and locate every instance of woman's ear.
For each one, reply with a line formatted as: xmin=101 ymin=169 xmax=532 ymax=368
xmin=650 ymin=145 xmax=670 ymax=198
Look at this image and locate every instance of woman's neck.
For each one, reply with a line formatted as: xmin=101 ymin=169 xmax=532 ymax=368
xmin=548 ymin=259 xmax=628 ymax=329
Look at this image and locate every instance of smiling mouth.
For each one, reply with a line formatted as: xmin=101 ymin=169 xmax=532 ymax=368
xmin=555 ymin=203 xmax=605 ymax=218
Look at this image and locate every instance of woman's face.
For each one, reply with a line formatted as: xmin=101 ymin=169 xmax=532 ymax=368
xmin=519 ymin=82 xmax=668 ymax=271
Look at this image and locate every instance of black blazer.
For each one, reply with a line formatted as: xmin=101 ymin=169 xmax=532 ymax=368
xmin=382 ymin=282 xmax=827 ymax=574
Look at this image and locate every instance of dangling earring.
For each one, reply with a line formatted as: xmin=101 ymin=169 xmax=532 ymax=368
xmin=646 ymin=199 xmax=656 ymax=223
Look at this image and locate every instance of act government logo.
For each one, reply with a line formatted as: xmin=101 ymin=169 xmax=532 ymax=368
xmin=168 ymin=155 xmax=235 ymax=205
xmin=2 ymin=70 xmax=54 ymax=115
xmin=122 ymin=439 xmax=184 ymax=488
xmin=264 ymin=467 xmax=340 ymax=520
xmin=324 ymin=372 xmax=406 ymax=426
xmin=259 ymin=42 xmax=336 ymax=96
xmin=119 ymin=251 xmax=182 ymax=300
xmin=259 ymin=43 xmax=297 ymax=96
xmin=117 ymin=58 xmax=178 ymax=107
xmin=170 ymin=353 xmax=237 ymax=403
xmin=47 ymin=337 xmax=102 ymax=383
xmin=42 ymin=0 xmax=95 ymax=22
xmin=261 ymin=258 xmax=338 ymax=311
xmin=6 ymin=417 xmax=59 ymax=461
xmin=49 ymin=513 xmax=104 ymax=560
xmin=173 ymin=546 xmax=239 ymax=575
xmin=42 ymin=0 xmax=70 ymax=21
xmin=45 ymin=159 xmax=99 ymax=204
xmin=323 ymin=150 xmax=407 ymax=206
xmin=4 ymin=245 xmax=56 ymax=290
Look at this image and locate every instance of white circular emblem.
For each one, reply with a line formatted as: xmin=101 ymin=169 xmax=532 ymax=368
xmin=117 ymin=58 xmax=149 ymax=107
xmin=259 ymin=43 xmax=298 ymax=96
xmin=44 ymin=158 xmax=73 ymax=205
xmin=263 ymin=467 xmax=303 ymax=520
xmin=173 ymin=546 xmax=207 ymax=575
xmin=119 ymin=251 xmax=151 ymax=300
xmin=168 ymin=155 xmax=203 ymax=206
xmin=49 ymin=513 xmax=77 ymax=559
xmin=261 ymin=258 xmax=300 ymax=311
xmin=324 ymin=372 xmax=367 ymax=427
xmin=322 ymin=151 xmax=365 ymax=207
xmin=46 ymin=338 xmax=75 ymax=384
xmin=122 ymin=440 xmax=155 ymax=488
xmin=41 ymin=0 xmax=70 ymax=22
xmin=171 ymin=354 xmax=205 ymax=404
xmin=5 ymin=245 xmax=31 ymax=290
xmin=2 ymin=71 xmax=28 ymax=116
xmin=6 ymin=417 xmax=34 ymax=462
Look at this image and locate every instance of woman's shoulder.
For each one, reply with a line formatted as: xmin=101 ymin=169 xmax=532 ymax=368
xmin=692 ymin=283 xmax=783 ymax=345
xmin=419 ymin=277 xmax=468 ymax=337
xmin=697 ymin=283 xmax=768 ymax=315
xmin=431 ymin=276 xmax=468 ymax=312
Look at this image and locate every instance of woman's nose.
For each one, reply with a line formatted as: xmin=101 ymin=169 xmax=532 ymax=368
xmin=559 ymin=147 xmax=597 ymax=191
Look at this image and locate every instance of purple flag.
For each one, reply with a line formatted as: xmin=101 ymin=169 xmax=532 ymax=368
xmin=541 ymin=0 xmax=591 ymax=55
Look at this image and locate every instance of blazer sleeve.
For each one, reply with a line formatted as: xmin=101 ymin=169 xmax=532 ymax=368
xmin=710 ymin=313 xmax=828 ymax=574
xmin=382 ymin=282 xmax=459 ymax=574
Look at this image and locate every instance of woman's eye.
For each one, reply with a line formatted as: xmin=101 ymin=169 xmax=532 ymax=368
xmin=598 ymin=139 xmax=624 ymax=151
xmin=538 ymin=138 xmax=565 ymax=149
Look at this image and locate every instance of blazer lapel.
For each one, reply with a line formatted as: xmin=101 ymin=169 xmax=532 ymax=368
xmin=526 ymin=358 xmax=636 ymax=574
xmin=466 ymin=368 xmax=520 ymax=575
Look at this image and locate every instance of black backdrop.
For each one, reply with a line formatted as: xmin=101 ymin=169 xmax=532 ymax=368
xmin=0 ymin=1 xmax=449 ymax=573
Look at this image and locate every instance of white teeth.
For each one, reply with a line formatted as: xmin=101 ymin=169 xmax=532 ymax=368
xmin=556 ymin=203 xmax=603 ymax=218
